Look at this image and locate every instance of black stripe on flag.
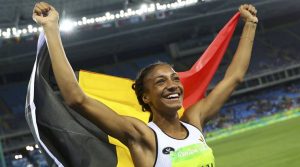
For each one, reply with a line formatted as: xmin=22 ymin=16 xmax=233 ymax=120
xmin=25 ymin=34 xmax=117 ymax=167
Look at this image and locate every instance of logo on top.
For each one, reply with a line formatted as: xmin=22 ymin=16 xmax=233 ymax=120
xmin=162 ymin=147 xmax=175 ymax=154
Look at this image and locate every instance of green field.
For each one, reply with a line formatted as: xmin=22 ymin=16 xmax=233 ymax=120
xmin=208 ymin=116 xmax=300 ymax=167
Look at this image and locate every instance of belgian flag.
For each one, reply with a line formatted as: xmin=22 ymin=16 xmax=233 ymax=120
xmin=25 ymin=13 xmax=240 ymax=167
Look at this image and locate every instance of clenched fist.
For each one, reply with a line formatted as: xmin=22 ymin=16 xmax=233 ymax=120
xmin=32 ymin=2 xmax=59 ymax=29
xmin=239 ymin=4 xmax=258 ymax=23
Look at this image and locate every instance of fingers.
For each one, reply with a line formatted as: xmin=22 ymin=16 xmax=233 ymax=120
xmin=39 ymin=2 xmax=51 ymax=10
xmin=248 ymin=5 xmax=257 ymax=16
xmin=32 ymin=11 xmax=42 ymax=20
xmin=33 ymin=4 xmax=42 ymax=16
xmin=33 ymin=2 xmax=53 ymax=16
xmin=239 ymin=4 xmax=258 ymax=23
xmin=240 ymin=4 xmax=257 ymax=16
xmin=32 ymin=2 xmax=59 ymax=26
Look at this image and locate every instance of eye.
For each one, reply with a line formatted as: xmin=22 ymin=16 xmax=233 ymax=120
xmin=173 ymin=76 xmax=180 ymax=82
xmin=155 ymin=79 xmax=165 ymax=85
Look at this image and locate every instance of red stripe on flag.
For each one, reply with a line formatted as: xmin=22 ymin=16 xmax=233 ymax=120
xmin=179 ymin=12 xmax=240 ymax=109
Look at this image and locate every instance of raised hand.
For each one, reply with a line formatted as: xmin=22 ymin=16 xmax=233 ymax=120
xmin=239 ymin=4 xmax=258 ymax=23
xmin=32 ymin=2 xmax=59 ymax=28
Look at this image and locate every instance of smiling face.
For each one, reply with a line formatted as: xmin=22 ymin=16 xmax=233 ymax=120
xmin=142 ymin=64 xmax=184 ymax=116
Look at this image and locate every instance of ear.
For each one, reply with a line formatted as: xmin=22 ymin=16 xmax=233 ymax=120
xmin=142 ymin=93 xmax=150 ymax=104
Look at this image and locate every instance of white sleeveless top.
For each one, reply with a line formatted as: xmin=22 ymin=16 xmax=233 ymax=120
xmin=148 ymin=121 xmax=215 ymax=167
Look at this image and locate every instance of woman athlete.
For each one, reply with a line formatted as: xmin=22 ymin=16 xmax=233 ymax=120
xmin=33 ymin=2 xmax=257 ymax=167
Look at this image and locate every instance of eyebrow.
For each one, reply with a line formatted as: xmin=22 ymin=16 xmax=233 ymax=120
xmin=171 ymin=73 xmax=179 ymax=77
xmin=153 ymin=73 xmax=178 ymax=79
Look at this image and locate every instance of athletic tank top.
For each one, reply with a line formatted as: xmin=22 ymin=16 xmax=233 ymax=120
xmin=148 ymin=121 xmax=215 ymax=167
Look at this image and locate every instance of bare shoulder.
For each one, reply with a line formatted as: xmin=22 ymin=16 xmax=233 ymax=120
xmin=180 ymin=100 xmax=205 ymax=131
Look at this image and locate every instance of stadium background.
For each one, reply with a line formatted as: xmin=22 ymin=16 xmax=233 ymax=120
xmin=0 ymin=0 xmax=300 ymax=166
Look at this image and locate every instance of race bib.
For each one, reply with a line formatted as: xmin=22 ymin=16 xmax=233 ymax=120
xmin=170 ymin=143 xmax=215 ymax=167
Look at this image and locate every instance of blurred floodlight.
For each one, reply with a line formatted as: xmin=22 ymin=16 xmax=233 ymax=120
xmin=14 ymin=154 xmax=23 ymax=159
xmin=38 ymin=27 xmax=43 ymax=32
xmin=60 ymin=19 xmax=75 ymax=32
xmin=26 ymin=145 xmax=34 ymax=151
xmin=33 ymin=27 xmax=38 ymax=32
xmin=0 ymin=0 xmax=199 ymax=39
xmin=22 ymin=28 xmax=28 ymax=34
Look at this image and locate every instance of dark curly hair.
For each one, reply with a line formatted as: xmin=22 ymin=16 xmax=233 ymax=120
xmin=132 ymin=61 xmax=171 ymax=114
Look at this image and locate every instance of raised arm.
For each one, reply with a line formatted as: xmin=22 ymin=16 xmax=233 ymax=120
xmin=182 ymin=4 xmax=258 ymax=130
xmin=32 ymin=2 xmax=153 ymax=146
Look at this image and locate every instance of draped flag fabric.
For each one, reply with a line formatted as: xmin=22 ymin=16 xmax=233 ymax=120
xmin=25 ymin=12 xmax=240 ymax=167
xmin=179 ymin=12 xmax=240 ymax=109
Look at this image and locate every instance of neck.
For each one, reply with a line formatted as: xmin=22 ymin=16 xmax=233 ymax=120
xmin=152 ymin=112 xmax=184 ymax=136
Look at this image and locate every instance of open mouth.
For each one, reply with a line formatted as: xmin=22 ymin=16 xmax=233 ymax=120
xmin=163 ymin=93 xmax=181 ymax=101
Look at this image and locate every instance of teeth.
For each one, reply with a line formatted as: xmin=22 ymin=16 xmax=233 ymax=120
xmin=167 ymin=94 xmax=179 ymax=99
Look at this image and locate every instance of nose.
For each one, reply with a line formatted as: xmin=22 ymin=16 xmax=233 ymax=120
xmin=166 ymin=80 xmax=178 ymax=92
